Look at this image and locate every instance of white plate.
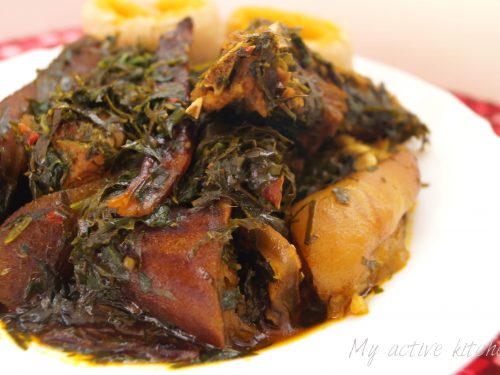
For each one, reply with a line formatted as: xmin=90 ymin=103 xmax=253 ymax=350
xmin=1 ymin=44 xmax=500 ymax=375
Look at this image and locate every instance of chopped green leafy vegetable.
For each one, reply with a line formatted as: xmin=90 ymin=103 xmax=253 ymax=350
xmin=175 ymin=123 xmax=296 ymax=233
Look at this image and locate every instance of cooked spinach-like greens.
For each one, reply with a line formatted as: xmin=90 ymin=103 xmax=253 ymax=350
xmin=0 ymin=16 xmax=428 ymax=365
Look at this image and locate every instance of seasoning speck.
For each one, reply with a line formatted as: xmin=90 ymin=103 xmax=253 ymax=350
xmin=123 ymin=256 xmax=136 ymax=271
xmin=138 ymin=272 xmax=153 ymax=294
xmin=0 ymin=268 xmax=11 ymax=276
xmin=373 ymin=285 xmax=384 ymax=294
xmin=155 ymin=288 xmax=176 ymax=301
xmin=332 ymin=187 xmax=350 ymax=205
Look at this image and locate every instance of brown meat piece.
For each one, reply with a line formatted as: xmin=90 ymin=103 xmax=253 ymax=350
xmin=0 ymin=181 xmax=102 ymax=312
xmin=296 ymin=77 xmax=346 ymax=152
xmin=156 ymin=17 xmax=193 ymax=79
xmin=53 ymin=121 xmax=125 ymax=189
xmin=191 ymin=21 xmax=347 ymax=153
xmin=192 ymin=20 xmax=427 ymax=154
xmin=236 ymin=225 xmax=302 ymax=332
xmin=123 ymin=203 xmax=233 ymax=348
xmin=107 ymin=124 xmax=193 ymax=217
xmin=55 ymin=20 xmax=193 ymax=198
xmin=0 ymin=37 xmax=102 ymax=214
xmin=192 ymin=54 xmax=269 ymax=117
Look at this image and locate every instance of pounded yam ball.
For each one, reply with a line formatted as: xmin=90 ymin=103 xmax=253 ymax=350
xmin=82 ymin=0 xmax=223 ymax=63
xmin=226 ymin=7 xmax=352 ymax=69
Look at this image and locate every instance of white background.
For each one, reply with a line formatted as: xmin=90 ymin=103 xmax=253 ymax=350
xmin=0 ymin=0 xmax=499 ymax=102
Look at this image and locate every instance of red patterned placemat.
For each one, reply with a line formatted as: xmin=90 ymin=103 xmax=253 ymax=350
xmin=0 ymin=29 xmax=499 ymax=374
xmin=0 ymin=28 xmax=82 ymax=59
xmin=457 ymin=336 xmax=500 ymax=375
xmin=454 ymin=93 xmax=500 ymax=137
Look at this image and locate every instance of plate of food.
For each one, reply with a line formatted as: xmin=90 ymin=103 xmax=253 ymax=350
xmin=0 ymin=1 xmax=499 ymax=374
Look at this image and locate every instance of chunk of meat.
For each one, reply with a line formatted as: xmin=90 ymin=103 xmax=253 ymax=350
xmin=297 ymin=78 xmax=346 ymax=152
xmin=107 ymin=124 xmax=193 ymax=217
xmin=0 ymin=181 xmax=102 ymax=312
xmin=192 ymin=53 xmax=269 ymax=117
xmin=123 ymin=203 xmax=233 ymax=348
xmin=0 ymin=37 xmax=102 ymax=214
xmin=29 ymin=21 xmax=193 ymax=198
xmin=53 ymin=121 xmax=125 ymax=189
xmin=290 ymin=150 xmax=420 ymax=318
xmin=191 ymin=21 xmax=347 ymax=153
xmin=0 ymin=128 xmax=28 ymax=216
xmin=192 ymin=20 xmax=427 ymax=154
xmin=156 ymin=18 xmax=192 ymax=81
xmin=237 ymin=224 xmax=302 ymax=332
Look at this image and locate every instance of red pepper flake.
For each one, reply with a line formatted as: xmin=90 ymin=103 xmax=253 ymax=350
xmin=27 ymin=131 xmax=39 ymax=146
xmin=17 ymin=123 xmax=39 ymax=146
xmin=245 ymin=45 xmax=256 ymax=54
xmin=46 ymin=210 xmax=65 ymax=225
xmin=261 ymin=176 xmax=284 ymax=209
xmin=168 ymin=97 xmax=179 ymax=103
